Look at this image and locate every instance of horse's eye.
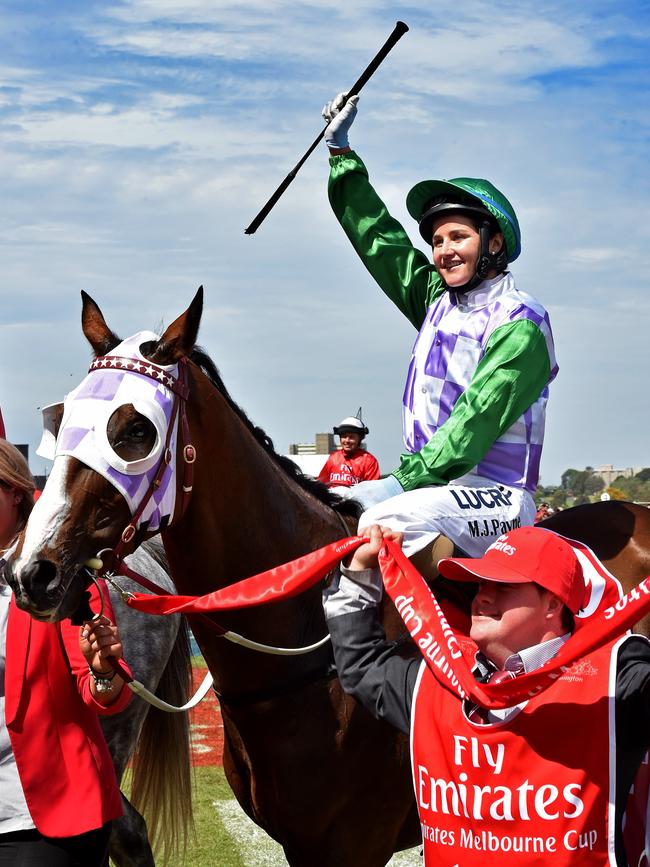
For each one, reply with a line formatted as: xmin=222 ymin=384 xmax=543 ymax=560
xmin=128 ymin=422 xmax=149 ymax=442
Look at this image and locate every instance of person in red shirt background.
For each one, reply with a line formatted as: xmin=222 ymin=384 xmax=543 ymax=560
xmin=318 ymin=412 xmax=380 ymax=488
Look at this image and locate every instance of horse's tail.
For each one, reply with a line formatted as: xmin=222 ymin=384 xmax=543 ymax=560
xmin=130 ymin=615 xmax=195 ymax=865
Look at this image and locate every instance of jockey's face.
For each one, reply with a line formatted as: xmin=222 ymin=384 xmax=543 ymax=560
xmin=431 ymin=215 xmax=481 ymax=288
xmin=470 ymin=579 xmax=564 ymax=667
xmin=431 ymin=215 xmax=503 ymax=289
xmin=339 ymin=432 xmax=362 ymax=455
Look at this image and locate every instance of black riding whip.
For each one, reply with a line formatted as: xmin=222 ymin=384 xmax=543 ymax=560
xmin=244 ymin=20 xmax=409 ymax=235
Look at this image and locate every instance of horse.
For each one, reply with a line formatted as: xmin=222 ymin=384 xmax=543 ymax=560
xmin=101 ymin=539 xmax=192 ymax=867
xmin=7 ymin=288 xmax=650 ymax=865
xmin=8 ymin=288 xmax=420 ymax=866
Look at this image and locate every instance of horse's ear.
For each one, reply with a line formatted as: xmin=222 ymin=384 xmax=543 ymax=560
xmin=149 ymin=286 xmax=203 ymax=364
xmin=81 ymin=291 xmax=121 ymax=357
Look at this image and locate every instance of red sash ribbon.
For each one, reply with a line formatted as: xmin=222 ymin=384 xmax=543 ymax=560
xmin=379 ymin=537 xmax=650 ymax=708
xmin=126 ymin=534 xmax=650 ymax=708
xmin=125 ymin=536 xmax=367 ymax=614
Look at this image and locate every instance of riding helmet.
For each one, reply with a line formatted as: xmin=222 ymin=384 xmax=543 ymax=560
xmin=333 ymin=416 xmax=369 ymax=437
xmin=406 ymin=178 xmax=522 ymax=269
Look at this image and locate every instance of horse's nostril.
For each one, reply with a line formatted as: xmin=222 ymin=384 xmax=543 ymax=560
xmin=23 ymin=559 xmax=60 ymax=604
xmin=46 ymin=577 xmax=61 ymax=597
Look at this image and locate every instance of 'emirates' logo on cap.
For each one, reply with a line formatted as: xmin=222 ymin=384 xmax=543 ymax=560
xmin=489 ymin=535 xmax=517 ymax=556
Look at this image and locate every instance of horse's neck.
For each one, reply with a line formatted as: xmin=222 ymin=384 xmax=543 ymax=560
xmin=162 ymin=378 xmax=343 ymax=697
xmin=171 ymin=425 xmax=340 ymax=582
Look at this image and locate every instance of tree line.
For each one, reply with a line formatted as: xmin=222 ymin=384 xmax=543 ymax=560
xmin=537 ymin=468 xmax=650 ymax=509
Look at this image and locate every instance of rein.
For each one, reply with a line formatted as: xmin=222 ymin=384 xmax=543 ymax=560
xmin=94 ymin=558 xmax=333 ymax=655
xmin=89 ymin=520 xmax=347 ymax=709
xmin=90 ymin=536 xmax=340 ymax=709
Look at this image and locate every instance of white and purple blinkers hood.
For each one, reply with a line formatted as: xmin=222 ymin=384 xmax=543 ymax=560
xmin=54 ymin=331 xmax=180 ymax=533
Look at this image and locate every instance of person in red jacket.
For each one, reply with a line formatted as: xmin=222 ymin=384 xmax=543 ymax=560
xmin=318 ymin=414 xmax=380 ymax=488
xmin=0 ymin=438 xmax=130 ymax=866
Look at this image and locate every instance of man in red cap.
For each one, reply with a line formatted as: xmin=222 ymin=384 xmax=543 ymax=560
xmin=324 ymin=524 xmax=650 ymax=865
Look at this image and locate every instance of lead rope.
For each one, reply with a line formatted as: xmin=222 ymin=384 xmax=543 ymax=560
xmin=98 ymin=569 xmax=330 ymax=714
xmin=86 ymin=570 xmax=213 ymax=713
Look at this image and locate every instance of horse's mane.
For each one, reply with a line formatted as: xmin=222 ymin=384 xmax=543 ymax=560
xmin=190 ymin=346 xmax=361 ymax=520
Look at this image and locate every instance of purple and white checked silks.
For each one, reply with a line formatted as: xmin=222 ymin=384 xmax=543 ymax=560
xmin=402 ymin=273 xmax=558 ymax=493
xmin=55 ymin=331 xmax=180 ymax=532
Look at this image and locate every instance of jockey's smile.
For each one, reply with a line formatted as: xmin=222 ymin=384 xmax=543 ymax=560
xmin=431 ymin=214 xmax=502 ymax=289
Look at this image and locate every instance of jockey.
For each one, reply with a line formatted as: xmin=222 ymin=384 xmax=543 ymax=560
xmin=318 ymin=412 xmax=380 ymax=488
xmin=322 ymin=93 xmax=558 ymax=579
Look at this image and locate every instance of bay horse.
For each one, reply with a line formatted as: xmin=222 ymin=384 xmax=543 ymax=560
xmin=7 ymin=288 xmax=650 ymax=865
xmin=9 ymin=288 xmax=419 ymax=866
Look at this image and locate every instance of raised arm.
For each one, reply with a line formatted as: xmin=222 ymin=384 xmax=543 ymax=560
xmin=323 ymin=94 xmax=442 ymax=328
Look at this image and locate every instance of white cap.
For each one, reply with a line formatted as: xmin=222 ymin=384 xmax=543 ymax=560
xmin=333 ymin=416 xmax=369 ymax=436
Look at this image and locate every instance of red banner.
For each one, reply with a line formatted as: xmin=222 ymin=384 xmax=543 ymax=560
xmin=379 ymin=537 xmax=650 ymax=708
xmin=126 ymin=536 xmax=367 ymax=615
xmin=126 ymin=533 xmax=650 ymax=709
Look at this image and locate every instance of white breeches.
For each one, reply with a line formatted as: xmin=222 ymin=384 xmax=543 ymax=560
xmin=358 ymin=482 xmax=536 ymax=558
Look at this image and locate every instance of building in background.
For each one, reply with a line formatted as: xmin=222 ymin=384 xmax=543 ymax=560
xmin=595 ymin=464 xmax=644 ymax=487
xmin=287 ymin=433 xmax=335 ymax=477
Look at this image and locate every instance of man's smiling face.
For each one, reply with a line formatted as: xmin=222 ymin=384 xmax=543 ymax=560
xmin=470 ymin=579 xmax=560 ymax=667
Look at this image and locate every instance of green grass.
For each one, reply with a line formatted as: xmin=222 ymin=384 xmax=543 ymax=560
xmin=115 ymin=765 xmax=247 ymax=867
xmin=184 ymin=766 xmax=247 ymax=867
xmin=116 ymin=765 xmax=423 ymax=866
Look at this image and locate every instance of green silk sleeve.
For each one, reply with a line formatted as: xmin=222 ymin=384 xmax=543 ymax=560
xmin=328 ymin=151 xmax=445 ymax=330
xmin=392 ymin=319 xmax=552 ymax=491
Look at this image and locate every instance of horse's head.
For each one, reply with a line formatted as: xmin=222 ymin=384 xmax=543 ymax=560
xmin=6 ymin=288 xmax=203 ymax=621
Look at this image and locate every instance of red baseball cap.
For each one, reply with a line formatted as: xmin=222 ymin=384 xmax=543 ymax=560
xmin=438 ymin=526 xmax=587 ymax=614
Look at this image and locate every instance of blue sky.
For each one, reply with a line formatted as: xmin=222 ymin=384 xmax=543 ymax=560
xmin=1 ymin=1 xmax=649 ymax=486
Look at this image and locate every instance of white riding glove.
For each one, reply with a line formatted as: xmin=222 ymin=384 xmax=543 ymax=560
xmin=335 ymin=475 xmax=404 ymax=511
xmin=322 ymin=92 xmax=359 ymax=150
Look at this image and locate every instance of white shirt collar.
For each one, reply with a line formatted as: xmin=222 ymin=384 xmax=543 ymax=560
xmin=504 ymin=633 xmax=571 ymax=674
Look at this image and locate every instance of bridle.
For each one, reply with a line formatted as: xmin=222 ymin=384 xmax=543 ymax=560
xmin=86 ymin=353 xmax=196 ymax=557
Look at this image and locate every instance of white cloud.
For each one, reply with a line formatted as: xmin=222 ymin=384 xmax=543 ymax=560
xmin=0 ymin=0 xmax=648 ymax=487
xmin=566 ymin=247 xmax=621 ymax=264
